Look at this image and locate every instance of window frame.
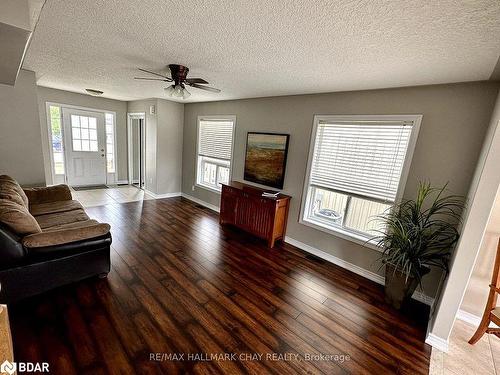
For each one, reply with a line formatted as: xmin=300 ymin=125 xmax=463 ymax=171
xmin=195 ymin=115 xmax=236 ymax=193
xmin=299 ymin=114 xmax=422 ymax=250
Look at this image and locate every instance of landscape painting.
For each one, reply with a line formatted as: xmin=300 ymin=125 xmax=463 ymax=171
xmin=244 ymin=132 xmax=290 ymax=189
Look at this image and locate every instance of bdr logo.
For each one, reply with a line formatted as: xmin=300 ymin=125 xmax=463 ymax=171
xmin=1 ymin=360 xmax=49 ymax=374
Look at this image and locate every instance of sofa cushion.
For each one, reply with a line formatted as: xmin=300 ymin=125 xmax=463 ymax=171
xmin=0 ymin=188 xmax=25 ymax=207
xmin=0 ymin=199 xmax=42 ymax=235
xmin=34 ymin=209 xmax=90 ymax=230
xmin=0 ymin=176 xmax=29 ymax=208
xmin=24 ymin=185 xmax=72 ymax=206
xmin=30 ymin=200 xmax=84 ymax=216
xmin=22 ymin=221 xmax=110 ymax=249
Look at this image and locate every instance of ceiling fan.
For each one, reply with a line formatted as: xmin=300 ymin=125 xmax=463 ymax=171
xmin=134 ymin=64 xmax=220 ymax=99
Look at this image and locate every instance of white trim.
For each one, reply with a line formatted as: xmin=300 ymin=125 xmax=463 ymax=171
xmin=127 ymin=112 xmax=146 ymax=189
xmin=195 ymin=115 xmax=236 ymax=192
xmin=299 ymin=114 xmax=422 ymax=248
xmin=145 ymin=190 xmax=181 ymax=199
xmin=425 ymin=333 xmax=449 ymax=352
xmin=116 ymin=180 xmax=129 ymax=185
xmin=284 ymin=235 xmax=434 ymax=306
xmin=181 ymin=193 xmax=220 ymax=213
xmin=456 ymin=309 xmax=481 ymax=327
xmin=454 ymin=309 xmax=500 ymax=329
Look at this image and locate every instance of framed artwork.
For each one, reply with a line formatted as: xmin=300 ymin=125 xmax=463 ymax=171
xmin=244 ymin=132 xmax=290 ymax=189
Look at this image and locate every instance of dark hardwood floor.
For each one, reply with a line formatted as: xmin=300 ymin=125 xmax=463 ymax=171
xmin=9 ymin=197 xmax=431 ymax=374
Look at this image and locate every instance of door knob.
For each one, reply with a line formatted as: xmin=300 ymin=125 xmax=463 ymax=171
xmin=101 ymin=154 xmax=105 ymax=157
xmin=101 ymin=149 xmax=104 ymax=152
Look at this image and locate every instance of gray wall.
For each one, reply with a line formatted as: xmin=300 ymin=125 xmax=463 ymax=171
xmin=156 ymin=99 xmax=184 ymax=194
xmin=0 ymin=69 xmax=45 ymax=185
xmin=429 ymin=88 xmax=500 ymax=341
xmin=127 ymin=98 xmax=183 ymax=195
xmin=182 ymin=81 xmax=500 ymax=298
xmin=37 ymin=86 xmax=128 ymax=182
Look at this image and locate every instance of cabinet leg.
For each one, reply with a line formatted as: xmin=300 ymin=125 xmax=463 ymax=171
xmin=268 ymin=238 xmax=276 ymax=248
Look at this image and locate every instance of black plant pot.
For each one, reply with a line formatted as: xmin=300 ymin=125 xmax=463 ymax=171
xmin=384 ymin=264 xmax=430 ymax=309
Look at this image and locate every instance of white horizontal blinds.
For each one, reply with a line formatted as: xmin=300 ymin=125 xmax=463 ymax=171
xmin=311 ymin=120 xmax=413 ymax=202
xmin=198 ymin=120 xmax=234 ymax=160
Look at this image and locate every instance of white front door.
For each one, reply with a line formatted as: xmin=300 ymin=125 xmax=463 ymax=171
xmin=62 ymin=108 xmax=106 ymax=186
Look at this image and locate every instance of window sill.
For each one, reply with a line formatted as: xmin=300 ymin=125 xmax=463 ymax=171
xmin=299 ymin=217 xmax=382 ymax=252
xmin=195 ymin=183 xmax=222 ymax=194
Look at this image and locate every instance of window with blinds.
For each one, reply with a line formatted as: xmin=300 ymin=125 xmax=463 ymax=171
xmin=196 ymin=117 xmax=235 ymax=191
xmin=301 ymin=115 xmax=421 ymax=242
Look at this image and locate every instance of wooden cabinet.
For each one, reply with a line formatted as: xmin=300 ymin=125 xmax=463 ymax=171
xmin=220 ymin=181 xmax=291 ymax=247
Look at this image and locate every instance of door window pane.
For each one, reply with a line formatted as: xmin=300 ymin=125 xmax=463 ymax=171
xmin=81 ymin=140 xmax=90 ymax=151
xmin=71 ymin=115 xmax=99 ymax=153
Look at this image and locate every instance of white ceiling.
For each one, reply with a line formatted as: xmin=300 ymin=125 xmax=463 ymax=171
xmin=23 ymin=0 xmax=500 ymax=103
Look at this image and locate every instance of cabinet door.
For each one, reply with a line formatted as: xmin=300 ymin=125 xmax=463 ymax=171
xmin=236 ymin=195 xmax=274 ymax=238
xmin=220 ymin=189 xmax=238 ymax=224
xmin=235 ymin=193 xmax=253 ymax=231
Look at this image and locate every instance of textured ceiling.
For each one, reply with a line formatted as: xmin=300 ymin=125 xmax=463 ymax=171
xmin=24 ymin=0 xmax=500 ymax=103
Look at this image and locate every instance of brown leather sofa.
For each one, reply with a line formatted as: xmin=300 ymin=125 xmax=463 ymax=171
xmin=0 ymin=175 xmax=111 ymax=302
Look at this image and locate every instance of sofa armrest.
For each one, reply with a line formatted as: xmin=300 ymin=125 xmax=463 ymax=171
xmin=0 ymin=224 xmax=26 ymax=269
xmin=23 ymin=185 xmax=72 ymax=205
xmin=22 ymin=223 xmax=110 ymax=248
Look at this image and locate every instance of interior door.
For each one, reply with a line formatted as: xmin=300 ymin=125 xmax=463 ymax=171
xmin=63 ymin=108 xmax=106 ymax=186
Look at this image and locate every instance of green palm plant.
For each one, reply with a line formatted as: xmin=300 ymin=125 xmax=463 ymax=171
xmin=372 ymin=182 xmax=465 ymax=307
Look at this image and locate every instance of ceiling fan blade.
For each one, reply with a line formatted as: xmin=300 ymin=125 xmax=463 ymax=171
xmin=134 ymin=77 xmax=170 ymax=81
xmin=188 ymin=83 xmax=221 ymax=93
xmin=138 ymin=68 xmax=173 ymax=81
xmin=185 ymin=78 xmax=209 ymax=84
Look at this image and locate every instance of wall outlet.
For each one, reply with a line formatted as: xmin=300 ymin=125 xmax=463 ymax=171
xmin=191 ymin=185 xmax=195 ymax=191
xmin=149 ymin=105 xmax=156 ymax=115
xmin=149 ymin=178 xmax=153 ymax=184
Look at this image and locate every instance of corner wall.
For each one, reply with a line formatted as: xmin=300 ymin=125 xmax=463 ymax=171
xmin=427 ymin=88 xmax=500 ymax=348
xmin=127 ymin=98 xmax=183 ymax=195
xmin=0 ymin=69 xmax=45 ymax=185
xmin=182 ymin=81 xmax=500 ymax=299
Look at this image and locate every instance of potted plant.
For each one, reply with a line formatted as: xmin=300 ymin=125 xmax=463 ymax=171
xmin=372 ymin=182 xmax=465 ymax=309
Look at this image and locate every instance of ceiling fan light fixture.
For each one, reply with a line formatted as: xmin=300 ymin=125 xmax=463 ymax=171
xmin=173 ymin=84 xmax=183 ymax=97
xmin=182 ymin=87 xmax=191 ymax=99
xmin=164 ymin=85 xmax=175 ymax=95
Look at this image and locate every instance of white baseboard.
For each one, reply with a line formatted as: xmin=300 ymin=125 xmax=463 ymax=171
xmin=181 ymin=193 xmax=220 ymax=213
xmin=284 ymin=236 xmax=435 ymax=306
xmin=456 ymin=309 xmax=481 ymax=327
xmin=455 ymin=309 xmax=498 ymax=330
xmin=145 ymin=190 xmax=181 ymax=199
xmin=178 ymin=194 xmax=434 ymax=306
xmin=425 ymin=333 xmax=449 ymax=352
xmin=116 ymin=180 xmax=129 ymax=185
